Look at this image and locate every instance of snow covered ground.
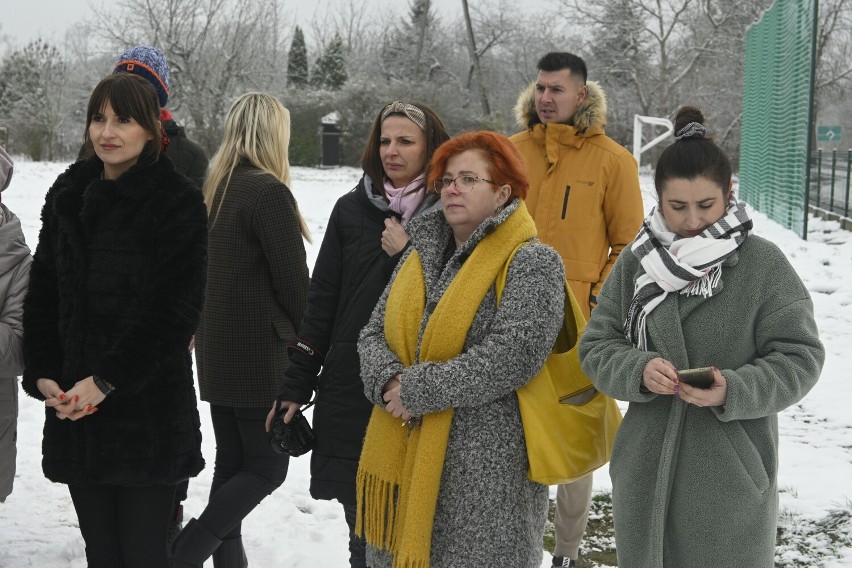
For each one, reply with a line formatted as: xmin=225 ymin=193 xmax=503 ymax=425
xmin=0 ymin=159 xmax=850 ymax=567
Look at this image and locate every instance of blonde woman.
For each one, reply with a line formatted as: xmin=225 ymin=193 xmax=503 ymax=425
xmin=171 ymin=93 xmax=311 ymax=568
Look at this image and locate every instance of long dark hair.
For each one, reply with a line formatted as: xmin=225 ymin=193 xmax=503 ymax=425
xmin=82 ymin=73 xmax=162 ymax=161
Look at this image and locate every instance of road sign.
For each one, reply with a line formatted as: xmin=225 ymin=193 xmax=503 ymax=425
xmin=817 ymin=125 xmax=842 ymax=142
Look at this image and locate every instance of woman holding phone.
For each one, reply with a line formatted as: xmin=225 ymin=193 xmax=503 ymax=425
xmin=578 ymin=105 xmax=825 ymax=567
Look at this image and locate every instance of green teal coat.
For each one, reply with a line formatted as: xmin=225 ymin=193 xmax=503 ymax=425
xmin=578 ymin=234 xmax=824 ymax=568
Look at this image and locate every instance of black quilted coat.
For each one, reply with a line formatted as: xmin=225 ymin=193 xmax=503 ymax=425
xmin=277 ymin=175 xmax=417 ymax=506
xmin=21 ymin=155 xmax=207 ymax=487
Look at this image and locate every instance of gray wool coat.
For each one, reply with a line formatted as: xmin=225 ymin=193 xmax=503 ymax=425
xmin=579 ymin=234 xmax=824 ymax=568
xmin=0 ymin=205 xmax=31 ymax=502
xmin=358 ymin=199 xmax=565 ymax=568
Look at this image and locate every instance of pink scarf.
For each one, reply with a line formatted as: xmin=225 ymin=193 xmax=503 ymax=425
xmin=383 ymin=174 xmax=426 ymax=225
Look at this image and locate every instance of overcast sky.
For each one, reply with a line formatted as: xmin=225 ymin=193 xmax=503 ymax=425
xmin=1 ymin=0 xmax=551 ymax=48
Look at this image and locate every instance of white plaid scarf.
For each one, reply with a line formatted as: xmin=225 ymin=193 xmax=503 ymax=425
xmin=625 ymin=199 xmax=753 ymax=350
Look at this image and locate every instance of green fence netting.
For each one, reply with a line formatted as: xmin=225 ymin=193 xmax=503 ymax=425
xmin=740 ymin=0 xmax=817 ymax=239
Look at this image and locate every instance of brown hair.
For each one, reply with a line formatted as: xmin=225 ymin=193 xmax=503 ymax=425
xmin=360 ymin=100 xmax=450 ymax=199
xmin=82 ymin=73 xmax=162 ymax=161
xmin=654 ymin=105 xmax=731 ymax=200
xmin=428 ymin=131 xmax=529 ymax=201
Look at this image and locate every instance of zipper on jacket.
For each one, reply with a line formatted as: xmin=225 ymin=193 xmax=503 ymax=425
xmin=561 ymin=185 xmax=571 ymax=219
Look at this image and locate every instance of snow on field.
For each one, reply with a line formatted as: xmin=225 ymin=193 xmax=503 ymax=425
xmin=1 ymin=159 xmax=850 ymax=567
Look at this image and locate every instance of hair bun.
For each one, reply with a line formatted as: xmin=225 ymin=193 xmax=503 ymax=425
xmin=674 ymin=105 xmax=707 ymax=140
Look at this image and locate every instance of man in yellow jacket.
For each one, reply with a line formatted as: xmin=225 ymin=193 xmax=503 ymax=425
xmin=510 ymin=52 xmax=643 ymax=568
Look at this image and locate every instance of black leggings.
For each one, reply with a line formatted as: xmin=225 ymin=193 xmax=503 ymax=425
xmin=69 ymin=483 xmax=176 ymax=568
xmin=343 ymin=501 xmax=368 ymax=568
xmin=197 ymin=404 xmax=289 ymax=539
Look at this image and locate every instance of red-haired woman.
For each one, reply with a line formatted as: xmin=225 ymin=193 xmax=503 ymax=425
xmin=356 ymin=131 xmax=565 ymax=568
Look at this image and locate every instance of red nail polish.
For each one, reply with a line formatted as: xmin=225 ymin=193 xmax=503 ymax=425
xmin=74 ymin=395 xmax=79 ymax=402
xmin=59 ymin=394 xmax=66 ymax=400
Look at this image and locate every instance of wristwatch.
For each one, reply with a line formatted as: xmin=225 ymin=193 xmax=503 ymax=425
xmin=93 ymin=375 xmax=115 ymax=397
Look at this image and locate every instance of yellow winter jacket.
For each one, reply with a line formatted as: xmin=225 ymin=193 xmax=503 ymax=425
xmin=510 ymin=81 xmax=643 ymax=319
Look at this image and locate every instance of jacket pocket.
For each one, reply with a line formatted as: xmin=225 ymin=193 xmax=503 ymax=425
xmin=560 ymin=179 xmax=601 ymax=230
xmin=720 ymin=421 xmax=770 ymax=493
xmin=272 ymin=316 xmax=296 ymax=343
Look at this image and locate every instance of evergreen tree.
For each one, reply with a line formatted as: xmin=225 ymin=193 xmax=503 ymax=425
xmin=311 ymin=33 xmax=348 ymax=90
xmin=287 ymin=26 xmax=309 ymax=88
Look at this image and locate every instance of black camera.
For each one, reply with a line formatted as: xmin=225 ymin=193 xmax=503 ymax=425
xmin=268 ymin=401 xmax=317 ymax=457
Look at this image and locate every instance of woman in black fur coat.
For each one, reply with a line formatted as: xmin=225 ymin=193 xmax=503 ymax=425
xmin=21 ymin=73 xmax=207 ymax=568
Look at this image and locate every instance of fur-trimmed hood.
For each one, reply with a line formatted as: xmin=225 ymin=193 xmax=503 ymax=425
xmin=513 ymin=80 xmax=608 ymax=132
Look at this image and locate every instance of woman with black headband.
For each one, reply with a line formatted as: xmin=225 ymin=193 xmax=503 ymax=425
xmin=267 ymin=100 xmax=449 ymax=567
xmin=578 ymin=105 xmax=824 ymax=567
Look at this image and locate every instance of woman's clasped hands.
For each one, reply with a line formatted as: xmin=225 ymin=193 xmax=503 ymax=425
xmin=36 ymin=377 xmax=104 ymax=420
xmin=382 ymin=373 xmax=412 ymax=423
xmin=642 ymin=357 xmax=728 ymax=408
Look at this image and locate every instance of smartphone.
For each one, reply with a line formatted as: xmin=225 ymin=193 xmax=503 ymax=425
xmin=678 ymin=367 xmax=714 ymax=389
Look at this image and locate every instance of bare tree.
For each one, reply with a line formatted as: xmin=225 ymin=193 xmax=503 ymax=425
xmin=413 ymin=0 xmax=431 ymax=78
xmin=462 ymin=0 xmax=491 ymax=115
xmin=308 ymin=0 xmax=377 ymax=62
xmin=0 ymin=39 xmax=68 ymax=160
xmin=95 ymin=0 xmax=287 ymax=153
xmin=814 ymin=0 xmax=852 ymax=92
xmin=562 ymin=0 xmax=723 ymax=118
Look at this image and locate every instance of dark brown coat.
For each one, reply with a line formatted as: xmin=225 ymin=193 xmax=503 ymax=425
xmin=195 ymin=164 xmax=309 ymax=407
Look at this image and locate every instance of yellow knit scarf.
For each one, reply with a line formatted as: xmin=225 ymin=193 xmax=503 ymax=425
xmin=355 ymin=201 xmax=537 ymax=568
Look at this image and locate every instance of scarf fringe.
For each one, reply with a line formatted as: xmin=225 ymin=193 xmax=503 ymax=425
xmin=682 ymin=265 xmax=722 ymax=298
xmin=392 ymin=555 xmax=431 ymax=568
xmin=356 ymin=468 xmax=399 ymax=551
xmin=635 ymin=311 xmax=649 ymax=352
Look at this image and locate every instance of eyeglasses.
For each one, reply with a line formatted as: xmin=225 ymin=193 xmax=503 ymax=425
xmin=380 ymin=101 xmax=426 ymax=131
xmin=433 ymin=174 xmax=499 ymax=194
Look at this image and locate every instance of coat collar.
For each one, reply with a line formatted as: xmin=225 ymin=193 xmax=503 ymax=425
xmin=359 ymin=173 xmax=442 ymax=224
xmin=405 ymin=198 xmax=523 ymax=291
xmin=513 ymin=80 xmax=609 ymax=133
xmin=53 ymin=155 xmax=172 ymax=222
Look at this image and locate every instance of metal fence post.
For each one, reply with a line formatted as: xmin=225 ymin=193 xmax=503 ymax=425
xmin=830 ymin=148 xmax=837 ymax=213
xmin=815 ymin=149 xmax=822 ymax=208
xmin=846 ymin=149 xmax=851 ymax=218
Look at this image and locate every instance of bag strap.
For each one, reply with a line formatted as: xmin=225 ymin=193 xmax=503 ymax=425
xmin=495 ymin=242 xmax=528 ymax=305
xmin=495 ymin=241 xmax=596 ymax=405
xmin=494 ymin=242 xmax=586 ymax=339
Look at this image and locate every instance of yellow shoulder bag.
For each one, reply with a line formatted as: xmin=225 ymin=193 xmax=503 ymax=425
xmin=496 ymin=243 xmax=622 ymax=485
